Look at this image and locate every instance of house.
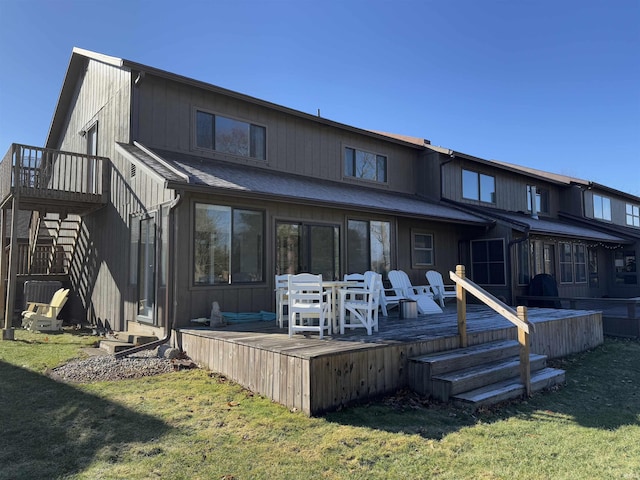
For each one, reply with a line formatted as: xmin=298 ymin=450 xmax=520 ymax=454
xmin=0 ymin=47 xmax=637 ymax=343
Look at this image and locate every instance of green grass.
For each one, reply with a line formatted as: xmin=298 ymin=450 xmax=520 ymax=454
xmin=1 ymin=330 xmax=638 ymax=479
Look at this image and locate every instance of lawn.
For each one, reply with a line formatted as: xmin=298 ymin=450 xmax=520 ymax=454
xmin=0 ymin=330 xmax=638 ymax=480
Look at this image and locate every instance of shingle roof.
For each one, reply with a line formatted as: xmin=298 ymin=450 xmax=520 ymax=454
xmin=131 ymin=145 xmax=490 ymax=225
xmin=498 ymin=211 xmax=629 ymax=243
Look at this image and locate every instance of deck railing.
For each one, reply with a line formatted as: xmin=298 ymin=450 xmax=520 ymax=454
xmin=0 ymin=143 xmax=108 ymax=206
xmin=450 ymin=265 xmax=535 ymax=396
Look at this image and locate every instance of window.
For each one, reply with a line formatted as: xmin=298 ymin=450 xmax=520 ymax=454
xmin=276 ymin=222 xmax=340 ymax=280
xmin=593 ymin=194 xmax=611 ymax=221
xmin=411 ymin=231 xmax=434 ymax=268
xmin=615 ymin=249 xmax=637 ymax=285
xmin=574 ymin=244 xmax=586 ymax=283
xmin=194 ymin=203 xmax=264 ymax=285
xmin=626 ymin=203 xmax=640 ymax=227
xmin=516 ymin=240 xmax=531 ymax=285
xmin=196 ymin=110 xmax=266 ymax=160
xmin=347 ymin=219 xmax=391 ymax=275
xmin=344 ymin=147 xmax=387 ymax=183
xmin=471 ymin=239 xmax=505 ymax=285
xmin=559 ymin=242 xmax=573 ymax=283
xmin=462 ymin=169 xmax=495 ymax=203
xmin=527 ymin=185 xmax=549 ymax=214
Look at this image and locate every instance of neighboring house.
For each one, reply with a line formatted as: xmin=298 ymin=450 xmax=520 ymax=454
xmin=0 ymin=47 xmax=638 ymax=336
xmin=412 ymin=139 xmax=639 ymax=302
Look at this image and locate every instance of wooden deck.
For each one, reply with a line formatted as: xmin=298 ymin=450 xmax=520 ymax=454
xmin=177 ymin=305 xmax=603 ymax=415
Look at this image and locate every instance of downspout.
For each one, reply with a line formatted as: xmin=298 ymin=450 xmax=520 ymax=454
xmin=114 ymin=192 xmax=183 ymax=359
xmin=507 ymin=225 xmax=531 ymax=306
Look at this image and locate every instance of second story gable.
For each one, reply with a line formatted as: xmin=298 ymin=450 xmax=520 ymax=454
xmin=132 ymin=66 xmax=424 ymax=196
xmin=582 ymin=185 xmax=640 ymax=230
xmin=433 ymin=149 xmax=568 ymax=218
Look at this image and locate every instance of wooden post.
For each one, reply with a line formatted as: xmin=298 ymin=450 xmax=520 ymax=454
xmin=0 ymin=206 xmax=12 ymax=340
xmin=517 ymin=306 xmax=531 ymax=396
xmin=2 ymin=198 xmax=19 ymax=340
xmin=456 ymin=264 xmax=467 ymax=348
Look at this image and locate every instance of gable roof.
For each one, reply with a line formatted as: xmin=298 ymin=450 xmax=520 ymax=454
xmin=117 ymin=143 xmax=490 ymax=226
xmin=47 ymin=48 xmax=424 ymax=151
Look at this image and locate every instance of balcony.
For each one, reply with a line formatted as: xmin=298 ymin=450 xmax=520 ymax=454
xmin=0 ymin=144 xmax=109 ymax=214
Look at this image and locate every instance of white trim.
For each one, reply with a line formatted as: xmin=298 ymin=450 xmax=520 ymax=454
xmin=134 ymin=141 xmax=191 ymax=183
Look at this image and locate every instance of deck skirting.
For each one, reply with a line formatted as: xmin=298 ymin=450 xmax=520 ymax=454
xmin=177 ymin=308 xmax=602 ymax=415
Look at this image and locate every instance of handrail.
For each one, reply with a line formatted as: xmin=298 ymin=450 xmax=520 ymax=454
xmin=450 ymin=272 xmax=535 ymax=334
xmin=450 ymin=265 xmax=534 ymax=396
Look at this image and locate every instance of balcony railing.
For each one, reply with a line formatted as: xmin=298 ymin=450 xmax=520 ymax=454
xmin=0 ymin=143 xmax=109 ymax=210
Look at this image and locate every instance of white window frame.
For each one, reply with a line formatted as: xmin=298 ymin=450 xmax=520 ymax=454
xmin=626 ymin=203 xmax=640 ymax=228
xmin=411 ymin=230 xmax=434 ymax=268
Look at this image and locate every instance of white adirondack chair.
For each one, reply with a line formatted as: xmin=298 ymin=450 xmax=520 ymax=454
xmin=338 ymin=271 xmax=381 ymax=335
xmin=388 ymin=270 xmax=442 ymax=315
xmin=426 ymin=270 xmax=457 ymax=308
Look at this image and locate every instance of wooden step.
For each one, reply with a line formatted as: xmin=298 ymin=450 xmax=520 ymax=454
xmin=431 ymin=354 xmax=548 ymax=401
xmin=99 ymin=333 xmax=158 ymax=354
xmin=452 ymin=367 xmax=566 ymax=409
xmin=408 ymin=340 xmax=519 ymax=395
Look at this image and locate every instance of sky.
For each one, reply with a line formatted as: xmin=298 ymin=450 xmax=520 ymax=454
xmin=1 ymin=0 xmax=639 ymax=196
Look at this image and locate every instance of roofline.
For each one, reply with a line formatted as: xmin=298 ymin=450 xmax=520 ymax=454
xmin=165 ymin=179 xmax=490 ymax=225
xmin=584 ymin=181 xmax=640 ymax=203
xmin=558 ymin=211 xmax=640 ymax=241
xmin=46 ymin=48 xmax=423 ymax=151
xmin=426 ymin=145 xmax=573 ymax=187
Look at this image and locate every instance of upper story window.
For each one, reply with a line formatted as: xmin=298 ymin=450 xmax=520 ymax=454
xmin=196 ymin=110 xmax=266 ymax=160
xmin=527 ymin=185 xmax=549 ymax=215
xmin=626 ymin=203 xmax=640 ymax=227
xmin=593 ymin=194 xmax=611 ymax=221
xmin=344 ymin=147 xmax=387 ymax=183
xmin=463 ymin=169 xmax=495 ymax=203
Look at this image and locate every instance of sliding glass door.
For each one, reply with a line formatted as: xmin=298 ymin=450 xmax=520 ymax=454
xmin=276 ymin=222 xmax=339 ymax=280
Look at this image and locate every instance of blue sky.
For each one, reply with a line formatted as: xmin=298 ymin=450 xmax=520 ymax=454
xmin=1 ymin=0 xmax=639 ymax=195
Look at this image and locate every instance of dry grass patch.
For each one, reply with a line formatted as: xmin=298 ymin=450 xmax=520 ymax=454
xmin=1 ymin=330 xmax=638 ymax=479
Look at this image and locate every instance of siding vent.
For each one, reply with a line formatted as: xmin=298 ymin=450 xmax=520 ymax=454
xmin=130 ymin=164 xmax=137 ymax=178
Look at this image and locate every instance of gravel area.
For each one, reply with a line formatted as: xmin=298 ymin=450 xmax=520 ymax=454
xmin=50 ymin=349 xmax=181 ymax=383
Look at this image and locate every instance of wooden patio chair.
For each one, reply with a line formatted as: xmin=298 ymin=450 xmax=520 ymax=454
xmin=388 ymin=270 xmax=442 ymax=315
xmin=338 ymin=271 xmax=382 ymax=335
xmin=425 ymin=270 xmax=457 ymax=307
xmin=288 ymin=273 xmax=331 ymax=339
xmin=21 ymin=288 xmax=70 ymax=332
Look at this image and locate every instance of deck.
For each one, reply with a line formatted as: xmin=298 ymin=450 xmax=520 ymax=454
xmin=177 ymin=305 xmax=603 ymax=415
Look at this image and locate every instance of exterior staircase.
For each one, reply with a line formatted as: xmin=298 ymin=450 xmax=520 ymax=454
xmin=408 ymin=339 xmax=565 ymax=408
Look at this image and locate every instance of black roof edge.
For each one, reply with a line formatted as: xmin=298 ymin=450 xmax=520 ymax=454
xmin=558 ymin=211 xmax=640 ymax=242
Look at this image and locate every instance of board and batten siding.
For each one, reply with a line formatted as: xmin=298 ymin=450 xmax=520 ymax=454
xmin=50 ymin=57 xmax=140 ymax=330
xmin=134 ymin=74 xmax=421 ymax=195
xmin=172 ymin=192 xmax=407 ymax=328
xmin=441 ymin=158 xmax=561 ymax=216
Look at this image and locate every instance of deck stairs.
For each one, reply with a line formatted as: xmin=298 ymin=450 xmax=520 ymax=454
xmin=98 ymin=321 xmax=161 ymax=354
xmin=408 ymin=339 xmax=565 ymax=408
